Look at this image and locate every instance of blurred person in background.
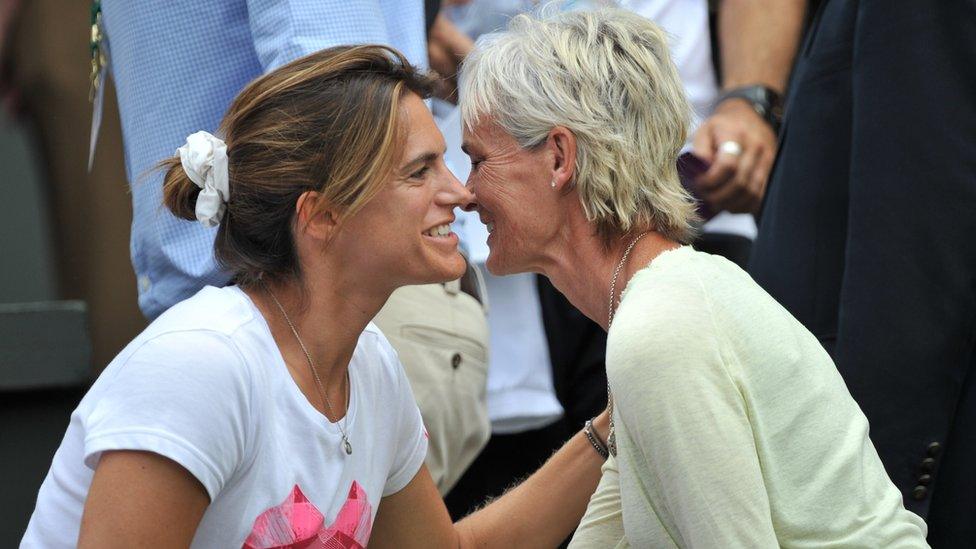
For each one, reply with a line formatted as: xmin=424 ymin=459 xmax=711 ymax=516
xmin=95 ymin=0 xmax=488 ymax=496
xmin=748 ymin=0 xmax=976 ymax=545
xmin=1 ymin=0 xmax=145 ymax=368
xmin=442 ymin=0 xmax=806 ymax=518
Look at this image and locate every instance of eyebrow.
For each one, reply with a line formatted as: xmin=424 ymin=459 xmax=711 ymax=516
xmin=400 ymin=151 xmax=440 ymax=173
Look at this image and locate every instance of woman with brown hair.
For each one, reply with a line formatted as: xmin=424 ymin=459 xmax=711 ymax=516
xmin=21 ymin=45 xmax=609 ymax=548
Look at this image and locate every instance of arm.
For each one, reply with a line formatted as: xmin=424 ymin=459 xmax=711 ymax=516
xmin=693 ymin=0 xmax=806 ymax=214
xmin=78 ymin=451 xmax=209 ymax=548
xmin=428 ymin=12 xmax=475 ymax=103
xmin=567 ymin=454 xmax=626 ymax=548
xmin=370 ymin=412 xmax=611 ymax=548
xmin=74 ymin=332 xmax=249 ymax=545
xmin=614 ymin=308 xmax=779 ymax=546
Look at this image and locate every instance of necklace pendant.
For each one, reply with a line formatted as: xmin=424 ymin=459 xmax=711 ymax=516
xmin=343 ymin=437 xmax=353 ymax=455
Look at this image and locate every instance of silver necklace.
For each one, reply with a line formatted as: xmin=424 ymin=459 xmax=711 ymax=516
xmin=263 ymin=282 xmax=353 ymax=455
xmin=605 ymin=231 xmax=649 ymax=456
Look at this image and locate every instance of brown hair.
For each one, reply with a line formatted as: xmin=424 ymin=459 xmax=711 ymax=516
xmin=162 ymin=45 xmax=436 ymax=287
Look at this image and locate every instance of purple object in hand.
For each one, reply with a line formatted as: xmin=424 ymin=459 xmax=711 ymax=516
xmin=677 ymin=152 xmax=717 ymax=221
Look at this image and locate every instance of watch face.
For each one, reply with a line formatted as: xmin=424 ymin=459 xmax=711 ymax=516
xmin=751 ymin=86 xmax=783 ymax=124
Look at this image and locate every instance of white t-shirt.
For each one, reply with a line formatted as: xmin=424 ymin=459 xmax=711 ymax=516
xmin=21 ymin=286 xmax=427 ymax=549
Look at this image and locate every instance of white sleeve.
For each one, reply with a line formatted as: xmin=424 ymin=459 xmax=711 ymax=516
xmin=570 ymin=455 xmax=629 ymax=548
xmin=246 ymin=0 xmax=399 ymax=72
xmin=377 ymin=337 xmax=428 ymax=496
xmin=82 ymin=331 xmax=252 ymax=501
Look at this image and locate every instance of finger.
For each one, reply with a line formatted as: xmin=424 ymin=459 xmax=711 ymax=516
xmin=716 ymin=144 xmax=764 ymax=213
xmin=721 ymin=185 xmax=760 ymax=214
xmin=732 ymin=143 xmax=760 ymax=195
xmin=691 ymin=123 xmax=716 ymax=164
xmin=428 ymin=41 xmax=453 ymax=78
xmin=696 ymin=149 xmax=738 ymax=189
xmin=723 ymin=146 xmax=772 ymax=213
xmin=700 ymin=171 xmax=748 ymax=209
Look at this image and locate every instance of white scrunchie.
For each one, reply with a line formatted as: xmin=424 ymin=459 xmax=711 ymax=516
xmin=177 ymin=130 xmax=230 ymax=227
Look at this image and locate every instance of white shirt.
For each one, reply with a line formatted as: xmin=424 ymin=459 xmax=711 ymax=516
xmin=571 ymin=248 xmax=927 ymax=547
xmin=21 ymin=286 xmax=427 ymax=548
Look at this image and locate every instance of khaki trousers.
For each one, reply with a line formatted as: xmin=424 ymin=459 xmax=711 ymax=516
xmin=372 ymin=279 xmax=490 ymax=495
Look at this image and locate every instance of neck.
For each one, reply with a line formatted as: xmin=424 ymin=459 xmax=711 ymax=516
xmin=538 ymin=213 xmax=679 ymax=331
xmin=245 ymin=264 xmax=394 ymax=416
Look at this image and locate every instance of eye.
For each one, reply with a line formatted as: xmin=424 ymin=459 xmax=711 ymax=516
xmin=410 ymin=165 xmax=431 ymax=180
xmin=469 ymin=158 xmax=483 ymax=171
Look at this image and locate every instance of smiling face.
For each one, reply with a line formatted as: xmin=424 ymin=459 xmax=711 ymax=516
xmin=462 ymin=119 xmax=564 ymax=275
xmin=331 ymin=92 xmax=472 ymax=287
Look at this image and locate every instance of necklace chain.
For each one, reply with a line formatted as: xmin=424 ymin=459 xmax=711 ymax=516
xmin=262 ymin=281 xmax=352 ymax=455
xmin=608 ymin=232 xmax=649 ymax=327
xmin=606 ymin=232 xmax=649 ymax=457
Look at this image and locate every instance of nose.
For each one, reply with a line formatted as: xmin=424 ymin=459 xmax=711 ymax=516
xmin=460 ymin=191 xmax=478 ymax=212
xmin=441 ymin=169 xmax=478 ymax=211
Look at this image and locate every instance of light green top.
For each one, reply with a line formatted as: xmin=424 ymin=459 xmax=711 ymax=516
xmin=570 ymin=247 xmax=928 ymax=548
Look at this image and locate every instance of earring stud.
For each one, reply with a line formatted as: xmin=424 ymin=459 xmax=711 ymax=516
xmin=550 ymin=179 xmax=556 ymax=188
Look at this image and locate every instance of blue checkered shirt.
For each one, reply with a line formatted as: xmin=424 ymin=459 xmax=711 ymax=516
xmin=101 ymin=1 xmax=427 ymax=318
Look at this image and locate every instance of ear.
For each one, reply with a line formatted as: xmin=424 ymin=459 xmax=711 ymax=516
xmin=294 ymin=191 xmax=339 ymax=242
xmin=548 ymin=126 xmax=577 ymax=191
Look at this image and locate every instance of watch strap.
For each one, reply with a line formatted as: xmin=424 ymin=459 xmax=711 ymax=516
xmin=715 ymin=85 xmax=784 ymax=134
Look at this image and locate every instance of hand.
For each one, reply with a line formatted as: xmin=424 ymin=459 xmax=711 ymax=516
xmin=691 ymin=98 xmax=777 ymax=214
xmin=428 ymin=13 xmax=474 ymax=104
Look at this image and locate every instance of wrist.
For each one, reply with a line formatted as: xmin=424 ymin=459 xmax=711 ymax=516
xmin=714 ymin=84 xmax=783 ymax=134
xmin=583 ymin=418 xmax=609 ymax=460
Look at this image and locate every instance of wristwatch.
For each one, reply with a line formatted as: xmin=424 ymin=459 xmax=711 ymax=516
xmin=715 ymin=85 xmax=784 ymax=134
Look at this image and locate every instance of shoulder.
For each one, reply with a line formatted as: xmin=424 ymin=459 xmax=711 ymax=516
xmin=354 ymin=322 xmax=406 ymax=385
xmin=612 ymin=248 xmax=718 ymax=349
xmin=98 ymin=287 xmax=262 ymax=394
xmin=360 ymin=322 xmax=400 ymax=363
xmin=611 ymin=246 xmax=766 ymax=346
xmin=608 ymin=248 xmax=738 ymax=387
xmin=148 ymin=286 xmax=260 ymax=338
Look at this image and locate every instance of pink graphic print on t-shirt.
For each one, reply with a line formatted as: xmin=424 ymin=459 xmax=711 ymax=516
xmin=243 ymin=482 xmax=372 ymax=549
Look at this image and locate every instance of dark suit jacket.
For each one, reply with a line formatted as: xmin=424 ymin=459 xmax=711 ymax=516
xmin=749 ymin=0 xmax=976 ymax=544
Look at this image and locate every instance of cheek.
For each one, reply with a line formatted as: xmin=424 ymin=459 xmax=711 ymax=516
xmin=478 ymin=175 xmax=519 ymax=217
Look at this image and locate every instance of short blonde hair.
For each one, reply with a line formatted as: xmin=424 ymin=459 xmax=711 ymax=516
xmin=459 ymin=8 xmax=699 ymax=244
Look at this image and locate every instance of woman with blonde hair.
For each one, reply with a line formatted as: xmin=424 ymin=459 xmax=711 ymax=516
xmin=458 ymin=8 xmax=929 ymax=547
xmin=22 ymin=44 xmax=609 ymax=548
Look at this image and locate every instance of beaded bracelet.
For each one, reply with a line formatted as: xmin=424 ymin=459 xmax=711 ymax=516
xmin=584 ymin=419 xmax=609 ymax=460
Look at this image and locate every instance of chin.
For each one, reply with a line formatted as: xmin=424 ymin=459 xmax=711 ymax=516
xmin=423 ymin=254 xmax=468 ymax=284
xmin=484 ymin=252 xmax=520 ymax=276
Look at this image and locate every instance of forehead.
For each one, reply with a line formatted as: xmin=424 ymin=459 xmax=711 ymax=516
xmin=399 ymin=93 xmax=443 ymax=150
xmin=462 ymin=117 xmax=515 ymax=151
